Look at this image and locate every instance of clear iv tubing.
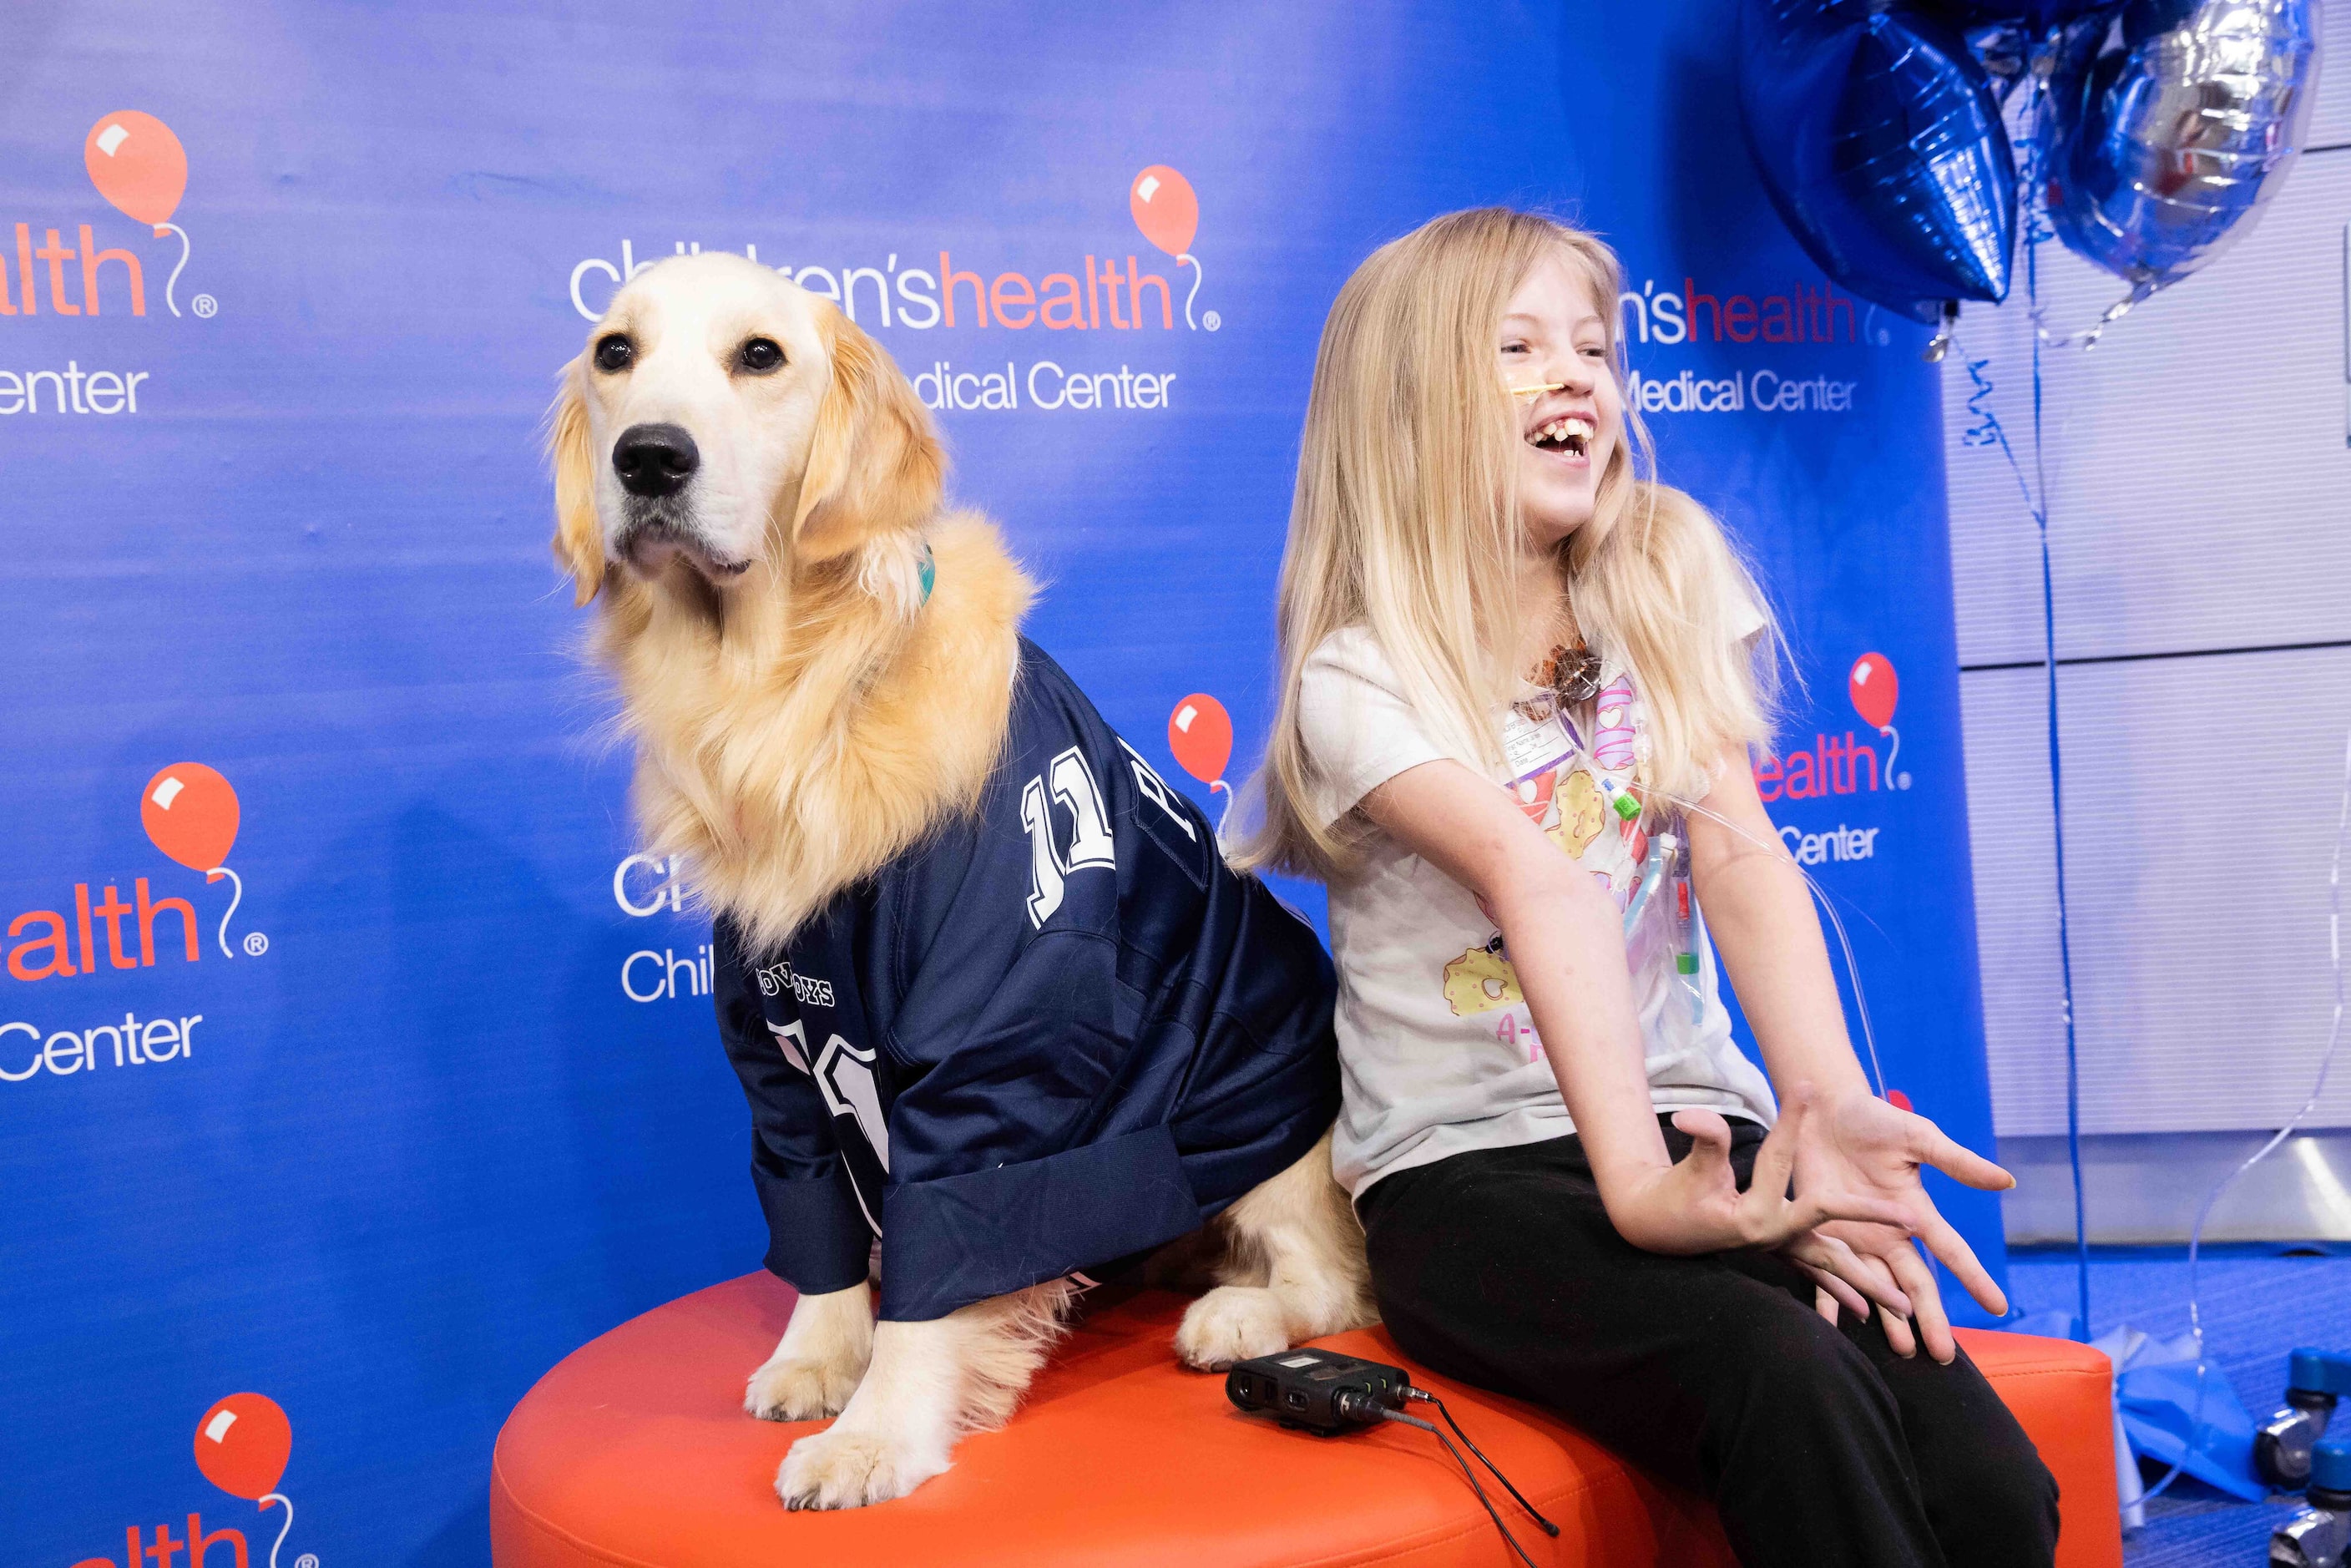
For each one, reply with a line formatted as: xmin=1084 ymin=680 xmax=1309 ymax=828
xmin=1657 ymin=791 xmax=1890 ymax=1102
xmin=1655 ymin=716 xmax=2351 ymax=1513
xmin=2135 ymin=723 xmax=2351 ymax=1505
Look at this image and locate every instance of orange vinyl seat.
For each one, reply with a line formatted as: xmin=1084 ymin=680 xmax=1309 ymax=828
xmin=493 ymin=1272 xmax=2123 ymax=1568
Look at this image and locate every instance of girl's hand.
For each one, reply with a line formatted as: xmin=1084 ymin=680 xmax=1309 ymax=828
xmin=1787 ymin=1089 xmax=2016 ymax=1364
xmin=1605 ymin=1095 xmax=1911 ymax=1256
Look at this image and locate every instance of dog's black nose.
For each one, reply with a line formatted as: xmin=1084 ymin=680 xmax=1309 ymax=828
xmin=612 ymin=423 xmax=700 ymax=498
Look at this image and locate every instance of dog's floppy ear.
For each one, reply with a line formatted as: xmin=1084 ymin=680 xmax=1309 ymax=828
xmin=549 ymin=357 xmax=606 ymax=606
xmin=791 ymin=304 xmax=943 ymax=563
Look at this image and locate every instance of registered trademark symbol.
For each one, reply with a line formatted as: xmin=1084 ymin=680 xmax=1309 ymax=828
xmin=296 ymin=1555 xmax=319 ymax=1568
xmin=1875 ymin=327 xmax=1889 ymax=346
xmin=1203 ymin=310 xmax=1221 ymax=331
xmin=1896 ymin=771 xmax=1912 ymax=790
xmin=193 ymin=293 xmax=219 ymax=317
xmin=244 ymin=931 xmax=270 ymax=956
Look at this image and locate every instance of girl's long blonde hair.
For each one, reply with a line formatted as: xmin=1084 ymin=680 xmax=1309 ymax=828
xmin=1241 ymin=207 xmax=1780 ymax=879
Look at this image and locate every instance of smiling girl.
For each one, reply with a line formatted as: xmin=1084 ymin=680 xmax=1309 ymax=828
xmin=1242 ymin=209 xmax=2057 ymax=1565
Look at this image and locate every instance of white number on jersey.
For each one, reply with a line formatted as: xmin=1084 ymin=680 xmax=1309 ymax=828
xmin=813 ymin=1031 xmax=890 ymax=1172
xmin=1022 ymin=746 xmax=1118 ymax=927
xmin=768 ymin=1016 xmax=811 ymax=1074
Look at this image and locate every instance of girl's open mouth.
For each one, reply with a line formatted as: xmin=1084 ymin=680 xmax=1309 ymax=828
xmin=1528 ymin=414 xmax=1592 ymax=458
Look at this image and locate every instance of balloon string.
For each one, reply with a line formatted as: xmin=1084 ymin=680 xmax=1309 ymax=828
xmin=1957 ymin=72 xmax=2089 ymax=1340
xmin=1178 ymin=253 xmax=1203 ymax=330
xmin=1209 ymin=778 xmax=1234 ymax=842
xmin=260 ymin=1493 xmax=293 ymax=1568
xmin=2039 ymin=282 xmax=2148 ymax=352
xmin=209 ymin=865 xmax=244 ymax=959
xmin=2027 ymin=74 xmax=2092 ymax=1348
xmin=159 ymin=223 xmax=191 ymax=318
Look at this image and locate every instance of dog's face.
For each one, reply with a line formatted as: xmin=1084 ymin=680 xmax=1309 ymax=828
xmin=550 ymin=252 xmax=939 ymax=606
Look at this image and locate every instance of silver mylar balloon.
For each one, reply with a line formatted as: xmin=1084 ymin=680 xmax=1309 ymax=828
xmin=2045 ymin=0 xmax=2323 ymax=331
xmin=1740 ymin=0 xmax=2018 ymax=326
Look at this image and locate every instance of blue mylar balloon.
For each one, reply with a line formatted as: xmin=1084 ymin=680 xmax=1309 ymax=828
xmin=1739 ymin=0 xmax=2019 ymax=323
xmin=1916 ymin=0 xmax=2121 ymax=27
xmin=2044 ymin=0 xmax=2322 ymax=306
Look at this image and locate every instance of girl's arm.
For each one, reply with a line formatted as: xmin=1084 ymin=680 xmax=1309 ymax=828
xmin=1359 ymin=759 xmax=1910 ymax=1260
xmin=1686 ymin=751 xmax=2016 ymax=1361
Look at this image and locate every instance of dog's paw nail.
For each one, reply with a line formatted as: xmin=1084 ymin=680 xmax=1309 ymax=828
xmin=746 ymin=1356 xmax=862 ymax=1422
xmin=776 ymin=1428 xmax=945 ymax=1510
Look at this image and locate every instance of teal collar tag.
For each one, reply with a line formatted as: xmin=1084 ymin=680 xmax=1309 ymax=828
xmin=917 ymin=541 xmax=936 ymax=607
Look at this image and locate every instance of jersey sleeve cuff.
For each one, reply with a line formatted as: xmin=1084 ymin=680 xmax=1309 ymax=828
xmin=753 ymin=1162 xmax=875 ymax=1297
xmin=875 ymin=1126 xmax=1202 ymax=1322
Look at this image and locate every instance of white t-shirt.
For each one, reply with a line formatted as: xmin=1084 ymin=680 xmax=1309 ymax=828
xmin=1297 ymin=626 xmax=1777 ymax=1199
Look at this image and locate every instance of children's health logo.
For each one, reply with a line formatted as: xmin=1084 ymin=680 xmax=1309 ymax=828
xmin=141 ymin=763 xmax=267 ymax=959
xmin=612 ymin=852 xmax=714 ymax=1004
xmin=68 ymin=1393 xmax=314 ymax=1568
xmin=1166 ymin=690 xmax=1235 ymax=834
xmin=566 ymin=167 xmax=1215 ymax=417
xmin=1757 ymin=652 xmax=1913 ymax=868
xmin=83 ymin=112 xmax=209 ymax=318
xmin=5 ymin=762 xmax=266 ymax=986
xmin=3 ymin=765 xmax=267 ymax=1086
xmin=4 ymin=111 xmax=209 ymax=421
xmin=5 ymin=111 xmax=212 ymax=322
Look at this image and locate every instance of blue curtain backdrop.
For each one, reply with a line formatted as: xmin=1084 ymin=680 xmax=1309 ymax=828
xmin=1 ymin=4 xmax=2002 ymax=1564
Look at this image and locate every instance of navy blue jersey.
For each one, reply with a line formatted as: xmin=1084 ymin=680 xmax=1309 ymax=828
xmin=711 ymin=640 xmax=1339 ymax=1323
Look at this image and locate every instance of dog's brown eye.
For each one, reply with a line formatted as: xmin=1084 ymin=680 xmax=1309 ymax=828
xmin=740 ymin=338 xmax=784 ymax=375
xmin=594 ymin=335 xmax=634 ymax=373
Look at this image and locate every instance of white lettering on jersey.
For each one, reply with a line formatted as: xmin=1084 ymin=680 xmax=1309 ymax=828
xmin=1120 ymin=739 xmax=1197 ymax=842
xmin=813 ymin=1032 xmax=890 ymax=1171
xmin=753 ymin=959 xmax=834 ymax=1008
xmin=1021 ymin=746 xmax=1117 ymax=927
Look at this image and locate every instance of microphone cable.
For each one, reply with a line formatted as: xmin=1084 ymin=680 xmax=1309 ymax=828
xmin=1331 ymin=1388 xmax=1560 ymax=1568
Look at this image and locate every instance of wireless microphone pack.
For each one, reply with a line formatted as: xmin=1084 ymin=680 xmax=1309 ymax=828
xmin=1225 ymin=1348 xmax=1412 ymax=1434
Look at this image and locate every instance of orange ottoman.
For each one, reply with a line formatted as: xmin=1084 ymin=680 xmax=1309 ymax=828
xmin=492 ymin=1273 xmax=2123 ymax=1568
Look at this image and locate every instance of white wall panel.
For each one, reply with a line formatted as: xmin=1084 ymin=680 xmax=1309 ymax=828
xmin=1944 ymin=8 xmax=2351 ymax=1145
xmin=1964 ymin=650 xmax=2351 ymax=1134
xmin=2313 ymin=9 xmax=2351 ymax=146
xmin=1940 ymin=136 xmax=2351 ymax=665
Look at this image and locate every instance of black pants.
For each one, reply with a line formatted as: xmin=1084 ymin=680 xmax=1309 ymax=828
xmin=1355 ymin=1119 xmax=2060 ymax=1568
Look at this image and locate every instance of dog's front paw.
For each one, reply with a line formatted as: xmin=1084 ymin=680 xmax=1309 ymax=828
xmin=746 ymin=1354 xmax=862 ymax=1422
xmin=1175 ymin=1286 xmax=1292 ymax=1370
xmin=776 ymin=1425 xmax=948 ymax=1510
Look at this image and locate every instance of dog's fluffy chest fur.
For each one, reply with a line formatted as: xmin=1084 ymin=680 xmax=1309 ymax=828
xmin=599 ymin=516 xmax=1033 ymax=952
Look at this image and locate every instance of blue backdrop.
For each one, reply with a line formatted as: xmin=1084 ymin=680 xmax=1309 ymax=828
xmin=1 ymin=5 xmax=2001 ymax=1565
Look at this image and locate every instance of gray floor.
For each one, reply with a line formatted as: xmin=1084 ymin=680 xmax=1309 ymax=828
xmin=2006 ymin=1249 xmax=2351 ymax=1566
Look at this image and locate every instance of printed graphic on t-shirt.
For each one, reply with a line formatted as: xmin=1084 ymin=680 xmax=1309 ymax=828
xmin=1592 ymin=675 xmax=1639 ymax=773
xmin=1550 ymin=767 xmax=1605 ymax=857
xmin=1442 ymin=936 xmax=1524 ymax=1016
xmin=1444 ymin=670 xmax=1661 ymax=1019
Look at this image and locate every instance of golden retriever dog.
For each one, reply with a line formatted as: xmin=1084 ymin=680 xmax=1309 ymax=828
xmin=549 ymin=251 xmax=1374 ymax=1510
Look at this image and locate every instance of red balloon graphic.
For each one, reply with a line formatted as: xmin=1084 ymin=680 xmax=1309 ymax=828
xmin=85 ymin=112 xmax=188 ymax=234
xmin=1848 ymin=652 xmax=1899 ymax=731
xmin=143 ymin=763 xmax=240 ymax=881
xmin=1130 ymin=165 xmax=1199 ymax=258
xmin=1168 ymin=693 xmax=1232 ymax=783
xmin=194 ymin=1393 xmax=291 ymax=1501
